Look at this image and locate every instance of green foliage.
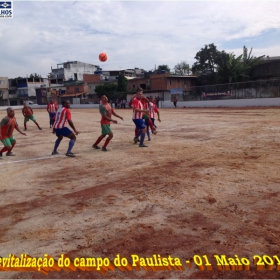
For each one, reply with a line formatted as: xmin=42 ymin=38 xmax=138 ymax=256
xmin=217 ymin=47 xmax=265 ymax=83
xmin=173 ymin=61 xmax=191 ymax=75
xmin=29 ymin=73 xmax=42 ymax=79
xmin=95 ymin=83 xmax=117 ymax=100
xmin=192 ymin=44 xmax=265 ymax=85
xmin=157 ymin=65 xmax=171 ymax=73
xmin=191 ymin=43 xmax=222 ymax=74
xmin=117 ymin=73 xmax=128 ymax=92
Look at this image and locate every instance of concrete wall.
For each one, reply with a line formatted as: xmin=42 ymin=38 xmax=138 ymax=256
xmin=1 ymin=98 xmax=280 ymax=111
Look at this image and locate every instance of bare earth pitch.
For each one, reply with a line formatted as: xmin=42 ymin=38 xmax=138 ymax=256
xmin=0 ymin=107 xmax=280 ymax=279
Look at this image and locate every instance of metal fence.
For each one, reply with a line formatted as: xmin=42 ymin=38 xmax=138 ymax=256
xmin=174 ymin=78 xmax=280 ymax=102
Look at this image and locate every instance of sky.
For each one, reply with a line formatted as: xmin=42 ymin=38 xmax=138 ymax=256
xmin=1 ymin=0 xmax=280 ymax=78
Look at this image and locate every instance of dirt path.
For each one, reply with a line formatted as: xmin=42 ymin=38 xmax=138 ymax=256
xmin=0 ymin=107 xmax=280 ymax=279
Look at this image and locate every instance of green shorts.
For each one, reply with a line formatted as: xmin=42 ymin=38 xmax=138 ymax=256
xmin=24 ymin=115 xmax=36 ymax=122
xmin=1 ymin=136 xmax=15 ymax=147
xmin=101 ymin=124 xmax=112 ymax=135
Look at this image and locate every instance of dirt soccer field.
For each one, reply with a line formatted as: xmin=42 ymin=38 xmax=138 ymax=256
xmin=0 ymin=107 xmax=280 ymax=279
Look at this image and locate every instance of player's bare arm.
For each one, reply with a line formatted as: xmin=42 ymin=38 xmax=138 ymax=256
xmin=112 ymin=111 xmax=123 ymax=121
xmin=101 ymin=113 xmax=118 ymax=124
xmin=15 ymin=126 xmax=27 ymax=136
xmin=68 ymin=120 xmax=80 ymax=135
xmin=157 ymin=112 xmax=161 ymax=122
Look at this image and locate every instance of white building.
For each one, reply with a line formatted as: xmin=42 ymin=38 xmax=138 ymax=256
xmin=49 ymin=61 xmax=100 ymax=83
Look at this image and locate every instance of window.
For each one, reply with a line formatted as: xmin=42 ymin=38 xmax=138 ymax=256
xmin=75 ymin=87 xmax=79 ymax=93
xmin=170 ymin=80 xmax=172 ymax=85
xmin=0 ymin=80 xmax=4 ymax=84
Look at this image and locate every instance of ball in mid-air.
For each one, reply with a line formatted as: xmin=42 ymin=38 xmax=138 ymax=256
xmin=99 ymin=52 xmax=108 ymax=62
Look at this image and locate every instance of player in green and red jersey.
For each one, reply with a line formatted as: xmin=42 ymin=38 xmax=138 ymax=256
xmin=0 ymin=107 xmax=27 ymax=157
xmin=22 ymin=102 xmax=42 ymax=131
xmin=92 ymin=95 xmax=123 ymax=151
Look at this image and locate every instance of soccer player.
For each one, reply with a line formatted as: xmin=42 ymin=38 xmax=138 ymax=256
xmin=132 ymin=88 xmax=150 ymax=147
xmin=22 ymin=102 xmax=42 ymax=131
xmin=145 ymin=97 xmax=161 ymax=141
xmin=52 ymin=100 xmax=80 ymax=157
xmin=0 ymin=107 xmax=27 ymax=157
xmin=92 ymin=95 xmax=123 ymax=151
xmin=47 ymin=99 xmax=58 ymax=128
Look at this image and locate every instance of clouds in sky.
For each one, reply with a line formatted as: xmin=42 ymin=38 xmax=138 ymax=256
xmin=1 ymin=0 xmax=280 ymax=78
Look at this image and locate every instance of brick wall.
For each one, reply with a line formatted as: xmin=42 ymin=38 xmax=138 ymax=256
xmin=127 ymin=78 xmax=149 ymax=91
xmin=83 ymin=74 xmax=101 ymax=83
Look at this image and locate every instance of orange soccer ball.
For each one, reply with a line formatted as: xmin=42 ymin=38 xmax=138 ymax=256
xmin=99 ymin=52 xmax=108 ymax=62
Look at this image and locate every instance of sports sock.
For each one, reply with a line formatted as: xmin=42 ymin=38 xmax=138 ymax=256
xmin=93 ymin=135 xmax=104 ymax=146
xmin=8 ymin=143 xmax=15 ymax=153
xmin=103 ymin=138 xmax=111 ymax=148
xmin=146 ymin=128 xmax=151 ymax=139
xmin=0 ymin=147 xmax=8 ymax=153
xmin=135 ymin=129 xmax=142 ymax=139
xmin=24 ymin=122 xmax=27 ymax=129
xmin=35 ymin=121 xmax=41 ymax=128
xmin=148 ymin=119 xmax=154 ymax=131
xmin=140 ymin=132 xmax=145 ymax=145
xmin=67 ymin=139 xmax=75 ymax=153
xmin=135 ymin=128 xmax=139 ymax=137
xmin=53 ymin=139 xmax=61 ymax=152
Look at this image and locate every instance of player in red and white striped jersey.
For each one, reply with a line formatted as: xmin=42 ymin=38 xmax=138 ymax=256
xmin=47 ymin=100 xmax=58 ymax=128
xmin=145 ymin=97 xmax=161 ymax=141
xmin=132 ymin=87 xmax=150 ymax=147
xmin=52 ymin=100 xmax=80 ymax=157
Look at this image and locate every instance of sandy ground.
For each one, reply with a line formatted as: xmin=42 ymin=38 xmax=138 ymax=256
xmin=0 ymin=107 xmax=280 ymax=279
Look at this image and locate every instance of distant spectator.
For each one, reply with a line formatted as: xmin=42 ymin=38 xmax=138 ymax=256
xmin=173 ymin=96 xmax=178 ymax=108
xmin=121 ymin=99 xmax=126 ymax=109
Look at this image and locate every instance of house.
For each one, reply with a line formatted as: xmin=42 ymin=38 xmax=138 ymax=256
xmin=49 ymin=61 xmax=100 ymax=84
xmin=127 ymin=73 xmax=197 ymax=102
xmin=102 ymin=68 xmax=145 ymax=82
xmin=83 ymin=74 xmax=109 ymax=103
xmin=3 ymin=77 xmax=48 ymax=105
xmin=250 ymin=56 xmax=280 ymax=80
xmin=60 ymin=80 xmax=89 ymax=104
xmin=0 ymin=77 xmax=9 ymax=106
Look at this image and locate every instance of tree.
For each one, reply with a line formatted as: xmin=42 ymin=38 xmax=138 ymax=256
xmin=217 ymin=46 xmax=265 ymax=83
xmin=29 ymin=73 xmax=42 ymax=79
xmin=191 ymin=43 xmax=222 ymax=74
xmin=156 ymin=64 xmax=171 ymax=73
xmin=95 ymin=83 xmax=117 ymax=101
xmin=174 ymin=61 xmax=191 ymax=75
xmin=117 ymin=73 xmax=128 ymax=92
xmin=242 ymin=46 xmax=265 ymax=80
xmin=217 ymin=53 xmax=247 ymax=83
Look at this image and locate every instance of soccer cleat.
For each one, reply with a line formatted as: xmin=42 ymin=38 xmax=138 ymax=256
xmin=39 ymin=127 xmax=42 ymax=130
xmin=0 ymin=152 xmax=2 ymax=158
xmin=102 ymin=147 xmax=107 ymax=152
xmin=133 ymin=137 xmax=139 ymax=144
xmin=139 ymin=144 xmax=148 ymax=147
xmin=152 ymin=130 xmax=157 ymax=135
xmin=23 ymin=128 xmax=27 ymax=131
xmin=92 ymin=145 xmax=100 ymax=149
xmin=6 ymin=152 xmax=16 ymax=156
xmin=51 ymin=151 xmax=60 ymax=155
xmin=65 ymin=152 xmax=76 ymax=157
xmin=148 ymin=138 xmax=151 ymax=141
